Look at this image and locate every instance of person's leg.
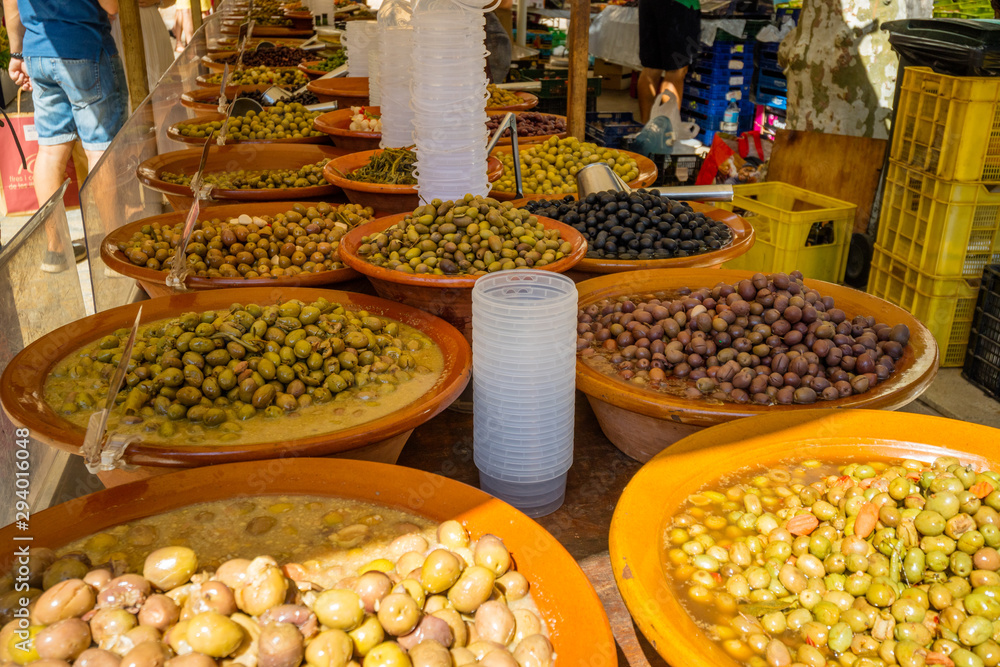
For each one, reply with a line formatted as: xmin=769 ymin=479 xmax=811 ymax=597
xmin=659 ymin=66 xmax=688 ymax=108
xmin=638 ymin=68 xmax=663 ymax=124
xmin=36 ymin=142 xmax=76 ymax=270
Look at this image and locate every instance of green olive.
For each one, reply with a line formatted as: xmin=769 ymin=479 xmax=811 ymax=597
xmin=313 ymin=589 xmax=364 ymax=632
xmin=186 ymin=611 xmax=244 ymax=658
xmin=420 ymin=550 xmax=462 ymax=594
xmin=143 ymin=547 xmax=198 ymax=590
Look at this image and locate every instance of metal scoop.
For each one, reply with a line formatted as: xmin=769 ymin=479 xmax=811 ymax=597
xmin=254 ymin=40 xmax=277 ymax=50
xmin=575 ymin=162 xmax=735 ymax=201
xmin=230 ymin=96 xmax=265 ymax=116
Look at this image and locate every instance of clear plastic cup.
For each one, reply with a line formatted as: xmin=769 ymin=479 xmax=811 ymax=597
xmin=477 ymin=470 xmax=568 ymax=517
xmin=471 ymin=364 xmax=576 ymax=386
xmin=475 ymin=450 xmax=573 ymax=475
xmin=472 ymin=398 xmax=576 ymax=420
xmin=471 ymin=385 xmax=575 ymax=410
xmin=471 ymin=346 xmax=577 ymax=367
xmin=473 ymin=271 xmax=579 ymax=311
xmin=471 ymin=310 xmax=577 ymax=332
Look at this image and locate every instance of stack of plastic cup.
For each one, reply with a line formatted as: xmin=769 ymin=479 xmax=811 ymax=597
xmin=367 ymin=32 xmax=381 ymax=105
xmin=410 ymin=1 xmax=491 ymax=201
xmin=377 ymin=0 xmax=414 ymax=148
xmin=344 ymin=21 xmax=376 ymax=76
xmin=471 ymin=270 xmax=577 ymax=517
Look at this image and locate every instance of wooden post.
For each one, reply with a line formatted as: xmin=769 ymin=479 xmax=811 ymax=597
xmin=191 ymin=0 xmax=204 ymax=32
xmin=566 ymin=0 xmax=588 ymax=139
xmin=117 ymin=0 xmax=150 ymax=109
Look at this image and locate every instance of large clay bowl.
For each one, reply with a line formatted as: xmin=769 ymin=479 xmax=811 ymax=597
xmin=299 ymin=58 xmax=345 ymax=77
xmin=206 ymin=37 xmax=309 ymax=53
xmin=136 ymin=144 xmax=348 ymax=210
xmin=180 ymin=84 xmax=273 ymax=111
xmin=313 ymin=106 xmax=381 ymax=151
xmin=101 ymin=201 xmax=369 ymax=297
xmin=487 ymin=111 xmax=568 ymax=146
xmin=0 ymin=287 xmax=471 ymax=476
xmin=323 ymin=150 xmax=505 ymax=215
xmin=575 ymin=268 xmax=940 ymax=461
xmin=168 ymin=112 xmax=331 ymax=146
xmin=489 ymin=145 xmax=659 ymax=202
xmin=0 ymin=458 xmax=615 ymax=666
xmin=339 ymin=212 xmax=587 ymax=341
xmin=195 ymin=67 xmax=308 ymax=88
xmin=220 ymin=22 xmax=314 ymax=37
xmin=201 ymin=50 xmax=319 ymax=72
xmin=526 ymin=201 xmax=756 ymax=282
xmin=486 ymin=91 xmax=539 ymax=112
xmin=610 ymin=409 xmax=999 ymax=667
xmin=306 ymin=76 xmax=369 ymax=108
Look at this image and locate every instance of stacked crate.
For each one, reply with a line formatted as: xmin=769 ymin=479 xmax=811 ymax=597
xmin=681 ymin=41 xmax=755 ymax=145
xmin=751 ymin=8 xmax=795 ymax=138
xmin=867 ymin=67 xmax=1000 ymax=366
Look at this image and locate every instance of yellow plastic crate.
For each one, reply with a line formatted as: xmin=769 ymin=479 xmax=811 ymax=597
xmin=876 ymin=160 xmax=1000 ymax=278
xmin=719 ymin=182 xmax=855 ymax=283
xmin=891 ymin=67 xmax=1000 ymax=183
xmin=867 ymin=248 xmax=980 ymax=367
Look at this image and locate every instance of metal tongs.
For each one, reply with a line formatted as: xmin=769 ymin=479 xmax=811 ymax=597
xmin=575 ymin=161 xmax=735 ymax=202
xmin=486 ymin=112 xmax=523 ymax=199
xmin=80 ymin=308 xmax=144 ymax=473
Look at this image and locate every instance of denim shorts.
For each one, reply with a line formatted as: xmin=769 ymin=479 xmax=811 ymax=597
xmin=26 ymin=51 xmax=129 ymax=151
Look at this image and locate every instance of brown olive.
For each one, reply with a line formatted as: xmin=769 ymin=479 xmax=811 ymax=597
xmin=398 ymin=615 xmax=454 ymax=651
xmin=98 ymin=575 xmax=151 ymax=612
xmin=513 ymin=634 xmax=554 ymax=667
xmin=71 ymin=648 xmax=121 ymax=667
xmin=473 ymin=601 xmax=515 ymax=645
xmin=137 ymin=595 xmax=179 ymax=631
xmin=119 ymin=642 xmax=167 ymax=667
xmin=211 ymin=560 xmax=250 ymax=590
xmin=34 ymin=580 xmax=97 ymax=624
xmin=184 ymin=583 xmax=236 ymax=618
xmin=375 ymin=593 xmax=420 ymax=637
xmin=304 ymin=630 xmax=352 ymax=667
xmin=257 ymin=623 xmax=303 ymax=667
xmin=408 ymin=640 xmax=451 ymax=667
xmin=90 ymin=608 xmax=138 ymax=650
xmin=36 ymin=619 xmax=92 ymax=661
xmin=163 ymin=654 xmax=217 ymax=667
xmin=353 ymin=572 xmax=392 ymax=614
xmin=431 ymin=609 xmax=467 ymax=648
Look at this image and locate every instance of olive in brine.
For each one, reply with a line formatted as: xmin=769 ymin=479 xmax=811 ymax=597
xmin=143 ymin=547 xmax=198 ymax=591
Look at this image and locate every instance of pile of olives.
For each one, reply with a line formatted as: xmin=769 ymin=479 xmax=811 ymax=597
xmin=49 ymin=298 xmax=434 ymax=435
xmin=117 ymin=202 xmax=374 ymax=277
xmin=203 ymin=89 xmax=319 ymax=109
xmin=203 ymin=67 xmax=308 ymax=88
xmin=175 ymin=103 xmax=323 ymax=141
xmin=491 ymin=137 xmax=640 ymax=195
xmin=577 ymin=271 xmax=911 ymax=405
xmin=526 ymin=190 xmax=733 ymax=261
xmin=666 ymin=455 xmax=1000 ymax=667
xmin=160 ymin=159 xmax=330 ymax=190
xmin=355 ymin=195 xmax=575 ymax=275
xmin=215 ymin=46 xmax=314 ymax=68
xmin=311 ymin=51 xmax=347 ymax=72
xmin=487 ymin=112 xmax=565 ymax=140
xmin=486 ymin=84 xmax=525 ymax=108
xmin=0 ymin=522 xmax=554 ymax=667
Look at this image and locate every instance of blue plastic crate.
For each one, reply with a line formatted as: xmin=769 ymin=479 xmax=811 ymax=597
xmin=754 ymin=86 xmax=788 ymax=110
xmin=758 ymin=72 xmax=787 ymax=92
xmin=688 ymin=67 xmax=747 ymax=87
xmin=759 ymin=42 xmax=781 ymax=54
xmin=585 ymin=111 xmax=643 ymax=148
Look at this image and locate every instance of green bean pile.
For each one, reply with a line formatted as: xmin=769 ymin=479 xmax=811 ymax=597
xmin=665 ymin=456 xmax=1000 ymax=667
xmin=344 ymin=148 xmax=417 ymax=186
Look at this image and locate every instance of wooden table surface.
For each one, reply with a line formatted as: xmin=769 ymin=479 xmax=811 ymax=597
xmin=398 ymin=395 xmax=671 ymax=667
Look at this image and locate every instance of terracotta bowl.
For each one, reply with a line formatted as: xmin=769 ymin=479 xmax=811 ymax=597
xmin=168 ymin=112 xmax=331 ymax=146
xmin=283 ymin=11 xmax=315 ymax=30
xmin=0 ymin=287 xmax=471 ymax=483
xmin=487 ymin=111 xmax=568 ymax=146
xmin=486 ymin=91 xmax=539 ymax=112
xmin=180 ymin=84 xmax=274 ymax=112
xmin=489 ymin=145 xmax=659 ymax=201
xmin=220 ymin=22 xmax=314 ymax=37
xmin=298 ymin=58 xmax=345 ymax=77
xmin=323 ymin=150 xmax=505 ymax=215
xmin=201 ymin=50 xmax=318 ymax=72
xmin=338 ymin=212 xmax=587 ymax=342
xmin=610 ymin=409 xmax=1000 ymax=667
xmin=101 ymin=200 xmax=371 ymax=298
xmin=306 ymin=76 xmax=369 ymax=108
xmin=0 ymin=458 xmax=615 ymax=665
xmin=313 ymin=106 xmax=381 ymax=152
xmin=575 ymin=268 xmax=940 ymax=461
xmin=207 ymin=38 xmax=309 ymax=53
xmin=136 ymin=144 xmax=348 ymax=210
xmin=195 ymin=67 xmax=309 ymax=88
xmin=510 ymin=200 xmax=756 ymax=282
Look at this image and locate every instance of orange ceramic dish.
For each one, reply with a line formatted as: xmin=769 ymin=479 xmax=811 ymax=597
xmin=167 ymin=112 xmax=331 ymax=145
xmin=575 ymin=269 xmax=940 ymax=461
xmin=136 ymin=144 xmax=347 ymax=204
xmin=180 ymin=84 xmax=274 ymax=111
xmin=313 ymin=106 xmax=382 ymax=151
xmin=489 ymin=145 xmax=659 ymax=202
xmin=338 ymin=212 xmax=587 ymax=340
xmin=0 ymin=458 xmax=616 ymax=666
xmin=323 ymin=150 xmax=505 ymax=215
xmin=0 ymin=287 xmax=471 ymax=469
xmin=307 ymin=76 xmax=369 ymax=108
xmin=486 ymin=91 xmax=539 ymax=112
xmin=101 ymin=201 xmax=367 ymax=297
xmin=609 ymin=409 xmax=1000 ymax=667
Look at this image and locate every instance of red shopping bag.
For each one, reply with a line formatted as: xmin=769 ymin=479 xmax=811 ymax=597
xmin=0 ymin=103 xmax=85 ymax=215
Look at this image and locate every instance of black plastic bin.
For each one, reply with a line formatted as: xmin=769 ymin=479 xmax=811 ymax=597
xmin=964 ymin=264 xmax=1000 ymax=401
